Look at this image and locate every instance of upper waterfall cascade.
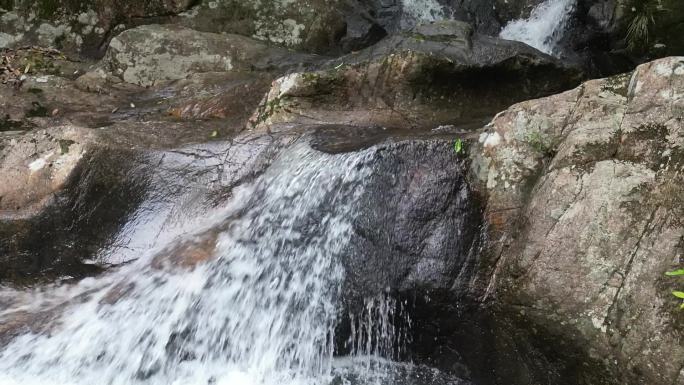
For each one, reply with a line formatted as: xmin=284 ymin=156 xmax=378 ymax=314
xmin=398 ymin=0 xmax=576 ymax=56
xmin=499 ymin=0 xmax=577 ymax=55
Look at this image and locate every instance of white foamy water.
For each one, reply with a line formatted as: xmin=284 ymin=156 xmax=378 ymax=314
xmin=347 ymin=295 xmax=411 ymax=361
xmin=0 ymin=140 xmax=374 ymax=385
xmin=499 ymin=0 xmax=576 ymax=55
xmin=400 ymin=0 xmax=448 ymax=29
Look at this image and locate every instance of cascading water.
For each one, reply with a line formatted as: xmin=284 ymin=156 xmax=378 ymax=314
xmin=0 ymin=133 xmax=474 ymax=385
xmin=0 ymin=140 xmax=370 ymax=385
xmin=347 ymin=295 xmax=411 ymax=361
xmin=499 ymin=0 xmax=576 ymax=56
xmin=331 ymin=295 xmax=468 ymax=385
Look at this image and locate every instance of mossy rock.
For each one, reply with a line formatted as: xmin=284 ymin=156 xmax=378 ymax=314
xmin=178 ymin=0 xmax=350 ymax=54
xmin=0 ymin=0 xmax=193 ymax=57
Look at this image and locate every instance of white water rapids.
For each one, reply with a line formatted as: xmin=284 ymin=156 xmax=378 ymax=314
xmin=0 ymin=140 xmax=422 ymax=385
xmin=499 ymin=0 xmax=576 ymax=56
xmin=400 ymin=0 xmax=576 ymax=56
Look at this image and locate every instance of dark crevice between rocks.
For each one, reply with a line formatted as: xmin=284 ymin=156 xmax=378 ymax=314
xmin=407 ymin=55 xmax=583 ymax=122
xmin=558 ymin=0 xmax=684 ymax=77
xmin=334 ymin=289 xmax=617 ymax=385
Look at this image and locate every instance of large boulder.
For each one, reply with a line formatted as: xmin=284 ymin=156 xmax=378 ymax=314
xmin=250 ymin=20 xmax=582 ymax=131
xmin=177 ymin=0 xmax=384 ymax=54
xmin=467 ymin=56 xmax=684 ymax=384
xmin=102 ymin=24 xmax=317 ymax=87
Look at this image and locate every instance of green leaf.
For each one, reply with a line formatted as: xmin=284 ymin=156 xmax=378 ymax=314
xmin=453 ymin=138 xmax=463 ymax=154
xmin=679 ymin=303 xmax=684 ymax=310
xmin=672 ymin=291 xmax=684 ymax=299
xmin=210 ymin=130 xmax=219 ymax=138
xmin=666 ymin=269 xmax=684 ymax=276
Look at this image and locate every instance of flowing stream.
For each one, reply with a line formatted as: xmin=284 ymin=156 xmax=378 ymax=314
xmin=499 ymin=0 xmax=576 ymax=55
xmin=0 ymin=137 xmax=468 ymax=385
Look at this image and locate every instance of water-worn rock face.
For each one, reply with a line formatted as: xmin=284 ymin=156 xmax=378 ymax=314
xmin=251 ymin=20 xmax=581 ymax=131
xmin=469 ymin=56 xmax=684 ymax=385
xmin=0 ymin=44 xmax=279 ymax=283
xmin=316 ymin=129 xmax=482 ymax=300
xmin=0 ymin=124 xmax=150 ymax=282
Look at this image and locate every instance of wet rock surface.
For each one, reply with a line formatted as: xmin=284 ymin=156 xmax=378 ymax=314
xmin=0 ymin=141 xmax=148 ymax=283
xmin=251 ymin=20 xmax=582 ymax=131
xmin=0 ymin=42 xmax=288 ymax=282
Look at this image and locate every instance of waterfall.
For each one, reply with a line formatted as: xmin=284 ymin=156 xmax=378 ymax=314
xmin=0 ymin=140 xmax=371 ymax=385
xmin=0 ymin=134 xmax=473 ymax=385
xmin=499 ymin=0 xmax=576 ymax=56
xmin=347 ymin=295 xmax=411 ymax=361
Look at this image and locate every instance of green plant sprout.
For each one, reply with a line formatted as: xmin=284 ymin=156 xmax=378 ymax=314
xmin=666 ymin=269 xmax=684 ymax=309
xmin=454 ymin=138 xmax=464 ymax=154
